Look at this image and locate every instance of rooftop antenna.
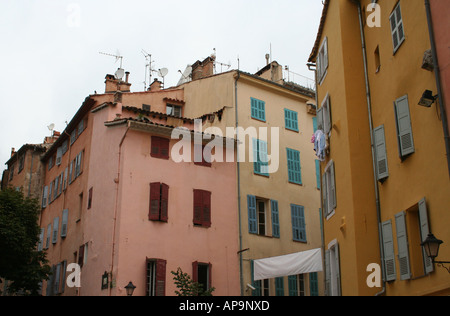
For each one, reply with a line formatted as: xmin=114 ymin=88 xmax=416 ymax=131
xmin=99 ymin=50 xmax=125 ymax=80
xmin=211 ymin=48 xmax=231 ymax=74
xmin=142 ymin=50 xmax=155 ymax=90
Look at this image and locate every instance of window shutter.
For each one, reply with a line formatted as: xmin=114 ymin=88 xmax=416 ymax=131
xmin=381 ymin=220 xmax=397 ymax=281
xmin=251 ymin=98 xmax=257 ymax=119
xmin=56 ymin=147 xmax=62 ymax=166
xmin=38 ymin=228 xmax=45 ymax=251
xmin=61 ymin=209 xmax=69 ymax=238
xmin=271 ymin=200 xmax=280 ymax=238
xmin=149 ymin=183 xmax=161 ymax=221
xmin=418 ymin=198 xmax=434 ymax=274
xmin=78 ymin=244 xmax=85 ymax=268
xmin=60 ymin=260 xmax=67 ymax=294
xmin=323 ymin=37 xmax=329 ymax=73
xmin=395 ymin=95 xmax=415 ymax=157
xmin=317 ymin=107 xmax=324 ymax=131
xmin=160 ymin=184 xmax=169 ymax=222
xmin=46 ymin=224 xmax=51 ymax=249
xmin=395 ymin=211 xmax=411 ymax=280
xmin=330 ymin=161 xmax=337 ymax=210
xmin=323 ymin=95 xmax=332 ymax=134
xmin=275 ymin=277 xmax=284 ymax=296
xmin=208 ymin=263 xmax=212 ymax=290
xmin=310 ymin=272 xmax=319 ymax=296
xmin=287 ymin=148 xmax=302 ymax=184
xmin=69 ymin=161 xmax=73 ymax=183
xmin=288 ymin=275 xmax=298 ymax=296
xmin=193 ymin=190 xmax=203 ymax=225
xmin=151 ymin=136 xmax=160 ymax=158
xmin=52 ymin=217 xmax=59 ymax=244
xmin=291 ymin=205 xmax=306 ymax=242
xmin=247 ymin=195 xmax=257 ymax=234
xmin=192 ymin=261 xmax=199 ymax=283
xmin=42 ymin=186 xmax=48 ymax=208
xmin=374 ymin=125 xmax=389 ymax=181
xmin=54 ymin=263 xmax=61 ymax=294
xmin=63 ymin=167 xmax=68 ymax=190
xmin=322 ymin=172 xmax=328 ymax=216
xmin=160 ymin=138 xmax=169 ymax=159
xmin=155 ymin=259 xmax=167 ymax=296
xmin=202 ymin=191 xmax=211 ymax=228
xmin=315 ymin=160 xmax=321 ymax=190
xmin=252 ymin=138 xmax=261 ymax=174
xmin=259 ymin=140 xmax=269 ymax=175
xmin=250 ymin=260 xmax=261 ymax=296
xmin=59 ymin=173 xmax=63 ymax=195
xmin=88 ymin=187 xmax=93 ymax=210
xmin=334 ymin=243 xmax=341 ymax=296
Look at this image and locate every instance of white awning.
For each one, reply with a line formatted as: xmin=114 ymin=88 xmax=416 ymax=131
xmin=253 ymin=248 xmax=323 ymax=281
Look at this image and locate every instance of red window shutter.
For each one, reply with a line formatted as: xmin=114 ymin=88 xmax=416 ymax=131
xmin=160 ymin=184 xmax=169 ymax=222
xmin=151 ymin=136 xmax=160 ymax=158
xmin=149 ymin=183 xmax=161 ymax=221
xmin=78 ymin=245 xmax=85 ymax=267
xmin=193 ymin=190 xmax=203 ymax=225
xmin=155 ymin=259 xmax=167 ymax=296
xmin=160 ymin=138 xmax=170 ymax=159
xmin=194 ymin=145 xmax=211 ymax=167
xmin=202 ymin=191 xmax=212 ymax=227
xmin=192 ymin=261 xmax=199 ymax=283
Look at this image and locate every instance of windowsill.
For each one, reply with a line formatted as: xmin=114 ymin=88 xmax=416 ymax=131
xmin=285 ymin=128 xmax=299 ymax=133
xmin=293 ymin=240 xmax=307 ymax=244
xmin=254 ymin=172 xmax=269 ymax=178
xmin=251 ymin=117 xmax=266 ymax=123
xmin=150 ymin=154 xmax=169 ymax=160
xmin=289 ymin=181 xmax=303 ymax=186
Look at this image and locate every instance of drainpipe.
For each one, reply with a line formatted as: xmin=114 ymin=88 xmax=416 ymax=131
xmin=234 ymin=69 xmax=244 ymax=296
xmin=351 ymin=0 xmax=386 ymax=296
xmin=424 ymin=0 xmax=450 ymax=178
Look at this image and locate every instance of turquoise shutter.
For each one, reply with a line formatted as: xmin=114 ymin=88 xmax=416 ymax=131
xmin=309 ymin=272 xmax=319 ymax=296
xmin=275 ymin=277 xmax=284 ymax=296
xmin=381 ymin=220 xmax=397 ymax=281
xmin=250 ymin=260 xmax=261 ymax=296
xmin=288 ymin=275 xmax=298 ymax=296
xmin=287 ymin=148 xmax=302 ymax=184
xmin=315 ymin=160 xmax=321 ymax=189
xmin=259 ymin=100 xmax=266 ymax=121
xmin=247 ymin=195 xmax=257 ymax=234
xmin=259 ymin=140 xmax=269 ymax=175
xmin=52 ymin=217 xmax=59 ymax=244
xmin=418 ymin=198 xmax=434 ymax=274
xmin=285 ymin=109 xmax=299 ymax=132
xmin=374 ymin=125 xmax=389 ymax=181
xmin=395 ymin=95 xmax=415 ymax=157
xmin=291 ymin=204 xmax=306 ymax=242
xmin=61 ymin=209 xmax=69 ymax=238
xmin=252 ymin=138 xmax=260 ymax=174
xmin=313 ymin=117 xmax=318 ymax=133
xmin=395 ymin=211 xmax=411 ymax=280
xmin=271 ymin=200 xmax=280 ymax=238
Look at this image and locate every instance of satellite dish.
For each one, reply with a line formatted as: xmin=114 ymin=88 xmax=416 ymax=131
xmin=115 ymin=68 xmax=125 ymax=80
xmin=177 ymin=65 xmax=192 ymax=86
xmin=158 ymin=68 xmax=169 ymax=77
xmin=48 ymin=123 xmax=55 ymax=131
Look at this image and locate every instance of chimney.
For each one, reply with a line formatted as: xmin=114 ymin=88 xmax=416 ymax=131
xmin=105 ymin=73 xmax=132 ymax=93
xmin=265 ymin=54 xmax=270 ymax=65
xmin=11 ymin=148 xmax=16 ymax=158
xmin=191 ymin=56 xmax=216 ymax=81
xmin=125 ymin=71 xmax=130 ymax=83
xmin=149 ymin=79 xmax=162 ymax=91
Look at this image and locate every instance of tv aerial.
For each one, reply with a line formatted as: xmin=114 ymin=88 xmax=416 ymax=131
xmin=99 ymin=50 xmax=125 ymax=79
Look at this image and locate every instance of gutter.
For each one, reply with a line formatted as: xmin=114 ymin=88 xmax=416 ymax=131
xmin=424 ymin=0 xmax=450 ymax=178
xmin=351 ymin=0 xmax=386 ymax=296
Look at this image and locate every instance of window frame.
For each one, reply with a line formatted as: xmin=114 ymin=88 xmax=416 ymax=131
xmin=389 ymin=2 xmax=405 ymax=54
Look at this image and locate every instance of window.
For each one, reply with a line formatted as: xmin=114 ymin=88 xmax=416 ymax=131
xmin=143 ymin=104 xmax=151 ymax=111
xmin=151 ymin=136 xmax=170 ymax=160
xmin=253 ymin=138 xmax=269 ymax=176
xmin=381 ymin=220 xmax=397 ymax=281
xmin=394 ymin=95 xmax=415 ymax=159
xmin=374 ymin=45 xmax=381 ymax=73
xmin=325 ymin=240 xmax=341 ymax=296
xmin=62 ymin=139 xmax=69 ymax=155
xmin=390 ymin=2 xmax=405 ymax=53
xmin=48 ymin=156 xmax=53 ymax=171
xmin=149 ymin=183 xmax=169 ymax=222
xmin=317 ymin=37 xmax=329 ymax=84
xmin=287 ymin=148 xmax=302 ymax=185
xmin=374 ymin=125 xmax=389 ymax=181
xmin=78 ymin=119 xmax=85 ymax=136
xmin=247 ymin=196 xmax=279 ymax=237
xmin=166 ymin=104 xmax=182 ymax=117
xmin=78 ymin=192 xmax=83 ymax=221
xmin=291 ymin=204 xmax=306 ymax=242
xmin=193 ymin=262 xmax=212 ymax=294
xmin=61 ymin=209 xmax=69 ymax=238
xmin=56 ymin=147 xmax=62 ymax=166
xmin=8 ymin=164 xmax=14 ymax=181
xmin=251 ymin=98 xmax=266 ymax=122
xmin=394 ymin=198 xmax=433 ymax=281
xmin=309 ymin=272 xmax=319 ymax=296
xmin=288 ymin=275 xmax=305 ymax=296
xmin=18 ymin=155 xmax=25 ymax=173
xmin=284 ymin=109 xmax=299 ymax=132
xmin=146 ymin=258 xmax=167 ymax=296
xmin=70 ymin=129 xmax=77 ymax=145
xmin=322 ymin=160 xmax=337 ymax=218
xmin=74 ymin=151 xmax=83 ymax=178
xmin=78 ymin=243 xmax=88 ymax=268
xmin=193 ymin=189 xmax=211 ymax=228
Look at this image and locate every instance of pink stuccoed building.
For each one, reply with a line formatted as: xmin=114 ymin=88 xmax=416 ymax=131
xmin=39 ymin=73 xmax=240 ymax=296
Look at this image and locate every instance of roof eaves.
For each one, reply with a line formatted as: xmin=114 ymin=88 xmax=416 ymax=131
xmin=308 ymin=0 xmax=330 ymax=63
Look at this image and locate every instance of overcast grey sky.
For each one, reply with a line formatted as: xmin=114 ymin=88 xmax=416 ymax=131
xmin=0 ymin=0 xmax=324 ymax=173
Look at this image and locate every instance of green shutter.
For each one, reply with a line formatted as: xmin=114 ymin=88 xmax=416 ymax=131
xmin=271 ymin=200 xmax=280 ymax=238
xmin=418 ymin=198 xmax=434 ymax=274
xmin=309 ymin=272 xmax=319 ymax=296
xmin=251 ymin=98 xmax=266 ymax=121
xmin=250 ymin=260 xmax=261 ymax=296
xmin=291 ymin=204 xmax=306 ymax=242
xmin=285 ymin=109 xmax=299 ymax=132
xmin=247 ymin=195 xmax=257 ymax=234
xmin=275 ymin=277 xmax=284 ymax=296
xmin=287 ymin=148 xmax=302 ymax=184
xmin=395 ymin=95 xmax=415 ymax=157
xmin=395 ymin=211 xmax=411 ymax=280
xmin=254 ymin=139 xmax=269 ymax=176
xmin=315 ymin=160 xmax=321 ymax=189
xmin=381 ymin=220 xmax=397 ymax=281
xmin=374 ymin=125 xmax=389 ymax=181
xmin=288 ymin=275 xmax=298 ymax=296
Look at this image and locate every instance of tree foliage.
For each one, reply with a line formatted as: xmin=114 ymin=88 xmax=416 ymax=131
xmin=0 ymin=188 xmax=51 ymax=295
xmin=171 ymin=268 xmax=215 ymax=296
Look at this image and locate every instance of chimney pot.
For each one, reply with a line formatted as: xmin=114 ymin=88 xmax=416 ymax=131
xmin=125 ymin=72 xmax=130 ymax=83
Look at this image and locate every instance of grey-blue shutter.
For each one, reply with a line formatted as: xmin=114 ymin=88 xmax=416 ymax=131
xmin=381 ymin=220 xmax=397 ymax=281
xmin=247 ymin=195 xmax=257 ymax=234
xmin=324 ymin=249 xmax=331 ymax=296
xmin=418 ymin=198 xmax=433 ymax=274
xmin=54 ymin=263 xmax=61 ymax=294
xmin=271 ymin=200 xmax=280 ymax=238
xmin=46 ymin=224 xmax=51 ymax=249
xmin=60 ymin=260 xmax=67 ymax=294
xmin=334 ymin=243 xmax=341 ymax=296
xmin=38 ymin=228 xmax=45 ymax=252
xmin=395 ymin=211 xmax=411 ymax=280
xmin=374 ymin=125 xmax=389 ymax=181
xmin=42 ymin=186 xmax=48 ymax=208
xmin=329 ymin=161 xmax=337 ymax=210
xmin=52 ymin=217 xmax=59 ymax=244
xmin=317 ymin=107 xmax=324 ymax=131
xmin=395 ymin=95 xmax=415 ymax=157
xmin=61 ymin=209 xmax=69 ymax=238
xmin=322 ymin=172 xmax=328 ymax=216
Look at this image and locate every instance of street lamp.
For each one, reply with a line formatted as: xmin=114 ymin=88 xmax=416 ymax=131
xmin=421 ymin=233 xmax=450 ymax=273
xmin=418 ymin=90 xmax=438 ymax=107
xmin=125 ymin=282 xmax=136 ymax=296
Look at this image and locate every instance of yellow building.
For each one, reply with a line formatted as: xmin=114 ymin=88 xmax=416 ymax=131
xmin=309 ymin=0 xmax=450 ymax=296
xmin=180 ymin=58 xmax=323 ymax=296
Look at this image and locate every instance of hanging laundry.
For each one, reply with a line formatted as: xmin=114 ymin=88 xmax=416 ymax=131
xmin=314 ymin=129 xmax=326 ymax=161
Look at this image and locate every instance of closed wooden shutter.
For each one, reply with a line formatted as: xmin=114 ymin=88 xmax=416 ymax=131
xmin=271 ymin=200 xmax=280 ymax=238
xmin=193 ymin=190 xmax=203 ymax=225
xmin=61 ymin=209 xmax=69 ymax=238
xmin=149 ymin=183 xmax=161 ymax=221
xmin=52 ymin=217 xmax=59 ymax=244
xmin=151 ymin=136 xmax=160 ymax=158
xmin=288 ymin=275 xmax=298 ymax=296
xmin=247 ymin=195 xmax=257 ymax=234
xmin=192 ymin=261 xmax=199 ymax=283
xmin=395 ymin=211 xmax=411 ymax=280
xmin=395 ymin=95 xmax=415 ymax=157
xmin=374 ymin=125 xmax=389 ymax=181
xmin=42 ymin=186 xmax=48 ymax=208
xmin=160 ymin=184 xmax=169 ymax=222
xmin=381 ymin=220 xmax=397 ymax=281
xmin=418 ymin=198 xmax=433 ymax=274
xmin=202 ymin=191 xmax=211 ymax=228
xmin=317 ymin=107 xmax=324 ymax=131
xmin=155 ymin=259 xmax=167 ymax=296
